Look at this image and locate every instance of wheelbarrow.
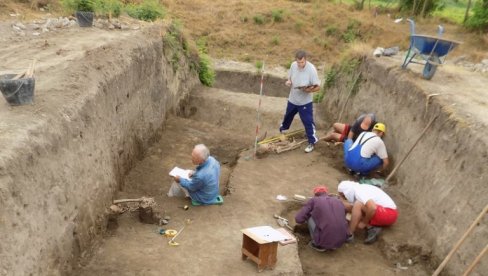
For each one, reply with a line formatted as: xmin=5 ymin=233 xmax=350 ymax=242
xmin=401 ymin=19 xmax=461 ymax=80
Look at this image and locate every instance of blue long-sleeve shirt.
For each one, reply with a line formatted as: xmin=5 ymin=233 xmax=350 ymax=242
xmin=179 ymin=156 xmax=220 ymax=205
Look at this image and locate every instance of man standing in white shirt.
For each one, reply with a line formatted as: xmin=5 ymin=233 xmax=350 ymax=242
xmin=343 ymin=123 xmax=389 ymax=175
xmin=338 ymin=181 xmax=398 ymax=244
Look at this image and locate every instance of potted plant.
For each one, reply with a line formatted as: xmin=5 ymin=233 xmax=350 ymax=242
xmin=61 ymin=0 xmax=95 ymax=27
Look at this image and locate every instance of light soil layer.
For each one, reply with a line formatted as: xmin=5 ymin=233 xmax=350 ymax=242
xmin=76 ymin=86 xmax=430 ymax=275
xmin=317 ymin=55 xmax=488 ymax=276
xmin=0 ymin=25 xmax=199 ymax=275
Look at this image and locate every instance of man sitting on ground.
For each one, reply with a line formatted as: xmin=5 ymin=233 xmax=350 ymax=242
xmin=295 ymin=186 xmax=349 ymax=252
xmin=337 ymin=180 xmax=398 ymax=244
xmin=169 ymin=144 xmax=221 ymax=205
xmin=323 ymin=113 xmax=377 ymax=143
xmin=343 ymin=123 xmax=389 ymax=176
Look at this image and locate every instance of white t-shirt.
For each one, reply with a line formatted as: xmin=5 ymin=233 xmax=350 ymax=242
xmin=354 ymin=184 xmax=397 ymax=209
xmin=288 ymin=61 xmax=321 ymax=106
xmin=348 ymin=132 xmax=388 ymax=159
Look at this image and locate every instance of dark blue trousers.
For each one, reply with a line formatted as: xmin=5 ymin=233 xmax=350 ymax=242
xmin=280 ymin=101 xmax=318 ymax=144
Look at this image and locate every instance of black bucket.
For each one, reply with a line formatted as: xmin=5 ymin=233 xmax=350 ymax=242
xmin=0 ymin=74 xmax=35 ymax=106
xmin=75 ymin=11 xmax=94 ymax=27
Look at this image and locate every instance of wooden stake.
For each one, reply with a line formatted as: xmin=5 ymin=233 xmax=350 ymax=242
xmin=432 ymin=204 xmax=488 ymax=276
xmin=462 ymin=243 xmax=488 ymax=276
xmin=385 ymin=115 xmax=438 ymax=183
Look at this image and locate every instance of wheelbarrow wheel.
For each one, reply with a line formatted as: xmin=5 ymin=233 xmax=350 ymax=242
xmin=422 ymin=55 xmax=440 ymax=80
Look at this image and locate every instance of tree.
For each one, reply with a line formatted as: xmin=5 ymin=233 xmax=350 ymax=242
xmin=465 ymin=0 xmax=488 ymax=31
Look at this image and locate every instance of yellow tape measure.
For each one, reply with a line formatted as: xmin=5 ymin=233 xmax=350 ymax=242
xmin=164 ymin=229 xmax=178 ymax=237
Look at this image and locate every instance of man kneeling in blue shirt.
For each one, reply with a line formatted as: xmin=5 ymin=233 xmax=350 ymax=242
xmin=171 ymin=144 xmax=221 ymax=205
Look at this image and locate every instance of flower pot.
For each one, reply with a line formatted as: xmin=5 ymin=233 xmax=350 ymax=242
xmin=75 ymin=11 xmax=94 ymax=27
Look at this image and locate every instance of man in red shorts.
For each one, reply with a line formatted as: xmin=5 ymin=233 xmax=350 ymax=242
xmin=337 ymin=180 xmax=398 ymax=244
xmin=323 ymin=113 xmax=376 ymax=143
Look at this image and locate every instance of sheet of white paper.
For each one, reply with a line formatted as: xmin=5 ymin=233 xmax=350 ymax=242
xmin=246 ymin=226 xmax=288 ymax=242
xmin=169 ymin=167 xmax=191 ymax=180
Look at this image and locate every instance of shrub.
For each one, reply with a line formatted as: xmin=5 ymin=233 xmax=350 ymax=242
xmin=198 ymin=53 xmax=215 ymax=86
xmin=255 ymin=60 xmax=263 ymax=70
xmin=253 ymin=14 xmax=265 ymax=25
xmin=342 ymin=19 xmax=361 ymax=43
xmin=60 ymin=0 xmax=95 ymax=12
xmin=271 ymin=35 xmax=280 ymax=45
xmin=94 ymin=0 xmax=122 ymax=18
xmin=271 ymin=9 xmax=284 ymax=22
xmin=325 ymin=25 xmax=338 ymax=37
xmin=126 ymin=0 xmax=165 ymax=22
xmin=196 ymin=40 xmax=215 ymax=86
xmin=465 ymin=0 xmax=488 ymax=31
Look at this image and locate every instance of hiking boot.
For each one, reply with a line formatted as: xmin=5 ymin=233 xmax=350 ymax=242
xmin=346 ymin=234 xmax=354 ymax=243
xmin=308 ymin=241 xmax=326 ymax=252
xmin=304 ymin=144 xmax=314 ymax=153
xmin=364 ymin=226 xmax=382 ymax=244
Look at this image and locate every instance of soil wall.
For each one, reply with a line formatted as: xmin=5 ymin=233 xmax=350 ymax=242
xmin=316 ymin=57 xmax=487 ymax=276
xmin=0 ymin=27 xmax=199 ymax=275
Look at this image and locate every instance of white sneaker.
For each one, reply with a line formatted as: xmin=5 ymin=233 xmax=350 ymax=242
xmin=304 ymin=144 xmax=314 ymax=153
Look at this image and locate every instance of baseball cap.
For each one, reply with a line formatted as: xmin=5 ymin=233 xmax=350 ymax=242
xmin=313 ymin=186 xmax=328 ymax=195
xmin=373 ymin=123 xmax=386 ymax=133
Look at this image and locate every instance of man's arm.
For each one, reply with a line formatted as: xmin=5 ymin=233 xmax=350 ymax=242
xmin=381 ymin=158 xmax=389 ymax=171
xmin=303 ymin=85 xmax=320 ymax=93
xmin=179 ymin=175 xmax=204 ymax=192
xmin=295 ymin=199 xmax=314 ymax=224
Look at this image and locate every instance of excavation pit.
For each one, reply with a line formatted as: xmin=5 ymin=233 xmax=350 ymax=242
xmin=0 ymin=25 xmax=486 ymax=276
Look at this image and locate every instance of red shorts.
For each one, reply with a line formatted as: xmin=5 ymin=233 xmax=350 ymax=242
xmin=370 ymin=205 xmax=398 ymax=226
xmin=339 ymin=124 xmax=351 ymax=142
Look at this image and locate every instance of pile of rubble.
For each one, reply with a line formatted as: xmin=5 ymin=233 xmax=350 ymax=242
xmin=10 ymin=16 xmax=141 ymax=37
xmin=452 ymin=56 xmax=488 ymax=74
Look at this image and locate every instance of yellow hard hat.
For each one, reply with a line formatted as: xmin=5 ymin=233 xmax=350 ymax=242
xmin=373 ymin=123 xmax=386 ymax=133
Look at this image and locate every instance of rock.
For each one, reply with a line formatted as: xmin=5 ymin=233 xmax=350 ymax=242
xmin=14 ymin=22 xmax=26 ymax=30
xmin=164 ymin=215 xmax=171 ymax=220
xmin=108 ymin=24 xmax=115 ymax=30
xmin=452 ymin=55 xmax=467 ymax=65
xmin=42 ymin=27 xmax=49 ymax=33
xmin=32 ymin=32 xmax=41 ymax=36
xmin=474 ymin=64 xmax=484 ymax=72
xmin=30 ymin=24 xmax=41 ymax=30
xmin=132 ymin=26 xmax=140 ymax=30
xmin=121 ymin=24 xmax=129 ymax=30
xmin=481 ymin=59 xmax=488 ymax=66
xmin=60 ymin=17 xmax=70 ymax=28
xmin=12 ymin=25 xmax=22 ymax=32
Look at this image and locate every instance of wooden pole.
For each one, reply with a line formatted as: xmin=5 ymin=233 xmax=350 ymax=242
xmin=462 ymin=243 xmax=488 ymax=276
xmin=385 ymin=115 xmax=437 ymax=183
xmin=432 ymin=204 xmax=488 ymax=276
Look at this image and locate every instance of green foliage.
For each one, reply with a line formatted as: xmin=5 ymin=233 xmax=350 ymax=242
xmin=294 ymin=20 xmax=304 ymax=31
xmin=271 ymin=9 xmax=284 ymax=22
xmin=271 ymin=35 xmax=280 ymax=45
xmin=313 ymin=66 xmax=337 ymax=103
xmin=398 ymin=0 xmax=442 ymax=17
xmin=325 ymin=25 xmax=339 ymax=37
xmin=465 ymin=0 xmax=488 ymax=31
xmin=255 ymin=60 xmax=264 ymax=70
xmin=196 ymin=39 xmax=215 ymax=86
xmin=342 ymin=19 xmax=361 ymax=43
xmin=198 ymin=53 xmax=215 ymax=86
xmin=94 ymin=0 xmax=122 ymax=18
xmin=126 ymin=0 xmax=165 ymax=22
xmin=61 ymin=0 xmax=95 ymax=12
xmin=340 ymin=57 xmax=362 ymax=76
xmin=253 ymin=14 xmax=265 ymax=25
